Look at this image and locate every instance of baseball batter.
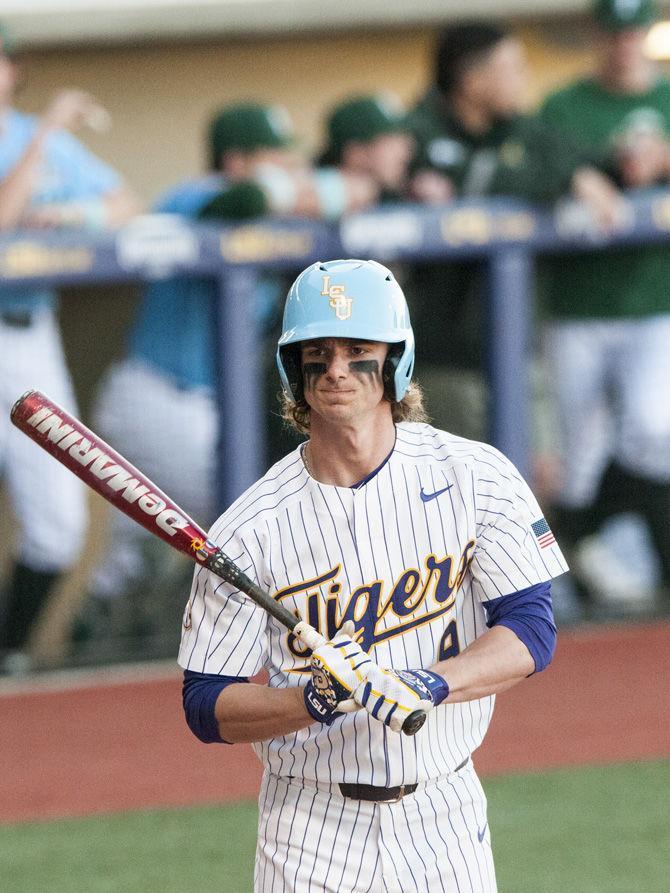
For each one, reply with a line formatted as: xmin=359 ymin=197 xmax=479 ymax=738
xmin=179 ymin=259 xmax=566 ymax=892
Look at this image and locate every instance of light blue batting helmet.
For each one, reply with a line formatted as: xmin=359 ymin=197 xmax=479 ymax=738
xmin=276 ymin=258 xmax=415 ymax=402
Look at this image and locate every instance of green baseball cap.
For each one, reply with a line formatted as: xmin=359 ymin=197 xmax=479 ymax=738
xmin=592 ymin=0 xmax=657 ymax=30
xmin=322 ymin=93 xmax=408 ymax=164
xmin=209 ymin=102 xmax=294 ymax=160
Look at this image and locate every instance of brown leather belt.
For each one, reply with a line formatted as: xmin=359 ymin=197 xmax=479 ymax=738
xmin=339 ymin=782 xmax=418 ymax=803
xmin=338 ymin=759 xmax=468 ymax=802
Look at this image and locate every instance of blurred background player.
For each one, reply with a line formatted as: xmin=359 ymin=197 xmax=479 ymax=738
xmin=0 ymin=22 xmax=139 ymax=674
xmin=404 ymin=20 xmax=624 ymax=445
xmin=316 ymin=92 xmax=414 ymax=201
xmin=71 ymin=101 xmax=384 ymax=659
xmin=540 ymin=0 xmax=670 ymax=614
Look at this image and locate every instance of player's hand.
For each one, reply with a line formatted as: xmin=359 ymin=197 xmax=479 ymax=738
xmin=42 ymin=89 xmax=111 ymax=133
xmin=352 ymin=666 xmax=450 ymax=734
xmin=570 ymin=167 xmax=630 ymax=234
xmin=341 ymin=172 xmax=380 ymax=211
xmin=616 ymin=131 xmax=670 ymax=187
xmin=409 ymin=170 xmax=455 ymax=204
xmin=302 ymin=621 xmax=372 ymax=725
xmin=20 ymin=202 xmax=83 ymax=229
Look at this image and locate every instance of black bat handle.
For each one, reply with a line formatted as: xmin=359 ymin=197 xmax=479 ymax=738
xmin=208 ymin=551 xmax=299 ymax=631
xmin=402 ymin=710 xmax=427 ymax=736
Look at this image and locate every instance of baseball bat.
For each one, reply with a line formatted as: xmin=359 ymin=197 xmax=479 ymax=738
xmin=10 ymin=390 xmax=427 ymax=736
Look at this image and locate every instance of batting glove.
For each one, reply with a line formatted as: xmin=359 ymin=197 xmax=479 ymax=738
xmin=303 ymin=622 xmax=373 ymax=725
xmin=353 ymin=667 xmax=450 ymax=734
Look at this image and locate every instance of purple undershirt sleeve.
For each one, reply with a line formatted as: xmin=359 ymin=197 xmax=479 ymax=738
xmin=483 ymin=580 xmax=557 ymax=673
xmin=182 ymin=669 xmax=249 ymax=744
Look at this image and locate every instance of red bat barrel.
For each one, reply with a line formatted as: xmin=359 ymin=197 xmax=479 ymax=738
xmin=10 ymin=389 xmax=218 ymax=566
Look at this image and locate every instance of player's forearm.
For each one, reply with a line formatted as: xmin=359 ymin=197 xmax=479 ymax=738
xmin=0 ymin=125 xmax=52 ymax=230
xmin=20 ymin=188 xmax=141 ymax=230
xmin=215 ymin=682 xmax=313 ymax=743
xmin=430 ymin=625 xmax=535 ymax=703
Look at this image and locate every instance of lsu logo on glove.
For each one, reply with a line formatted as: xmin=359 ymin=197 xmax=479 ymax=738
xmin=393 ymin=669 xmax=433 ymax=700
xmin=311 ymin=655 xmax=342 ymax=709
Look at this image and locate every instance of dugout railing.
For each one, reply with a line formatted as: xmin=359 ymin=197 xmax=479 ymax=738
xmin=2 ymin=189 xmax=670 ymax=510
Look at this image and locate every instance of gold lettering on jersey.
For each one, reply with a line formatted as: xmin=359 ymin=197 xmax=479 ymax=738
xmin=278 ymin=540 xmax=476 ymax=663
xmin=321 ymin=275 xmax=353 ymax=320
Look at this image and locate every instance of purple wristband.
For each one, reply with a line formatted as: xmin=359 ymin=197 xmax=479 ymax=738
xmin=304 ymin=681 xmax=338 ymax=725
xmin=411 ymin=669 xmax=450 ymax=706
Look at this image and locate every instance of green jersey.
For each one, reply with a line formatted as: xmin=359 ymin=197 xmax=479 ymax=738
xmin=540 ymin=76 xmax=670 ymax=319
xmin=409 ymin=88 xmax=588 ymax=203
xmin=405 ymin=90 xmax=593 ymax=370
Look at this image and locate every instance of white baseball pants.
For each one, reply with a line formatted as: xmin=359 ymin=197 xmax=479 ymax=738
xmin=0 ymin=308 xmax=86 ymax=570
xmin=255 ymin=761 xmax=496 ymax=893
xmin=544 ymin=314 xmax=670 ymax=507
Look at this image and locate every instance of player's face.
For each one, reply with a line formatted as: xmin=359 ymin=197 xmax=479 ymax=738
xmin=248 ymin=147 xmax=303 ymax=173
xmin=300 ymin=338 xmax=389 ymax=427
xmin=598 ymin=27 xmax=648 ymax=72
xmin=364 ymin=133 xmax=414 ymax=190
xmin=225 ymin=147 xmax=304 ymax=181
xmin=473 ymin=37 xmax=528 ymax=118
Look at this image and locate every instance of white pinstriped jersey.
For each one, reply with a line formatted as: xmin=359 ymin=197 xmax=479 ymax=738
xmin=178 ymin=422 xmax=567 ymax=786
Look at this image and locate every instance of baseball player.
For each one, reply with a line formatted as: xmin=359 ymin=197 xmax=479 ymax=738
xmin=540 ymin=0 xmax=670 ymax=611
xmin=0 ymin=23 xmax=139 ymax=673
xmin=316 ymin=92 xmax=414 ymax=200
xmin=180 ymin=259 xmax=566 ymax=892
xmin=404 ymin=20 xmax=624 ymax=445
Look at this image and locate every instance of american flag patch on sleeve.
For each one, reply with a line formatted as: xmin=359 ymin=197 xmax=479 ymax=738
xmin=531 ymin=518 xmax=556 ymax=549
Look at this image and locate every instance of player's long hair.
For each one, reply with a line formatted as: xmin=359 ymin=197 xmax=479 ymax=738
xmin=281 ymin=380 xmax=428 ymax=435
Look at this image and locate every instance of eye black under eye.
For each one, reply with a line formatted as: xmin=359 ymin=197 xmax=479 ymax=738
xmin=349 ymin=359 xmax=380 ymax=374
xmin=303 ymin=362 xmax=327 ymax=381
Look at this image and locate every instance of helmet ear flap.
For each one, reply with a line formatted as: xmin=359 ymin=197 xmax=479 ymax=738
xmin=280 ymin=346 xmax=304 ymax=402
xmin=383 ymin=343 xmax=404 ymax=401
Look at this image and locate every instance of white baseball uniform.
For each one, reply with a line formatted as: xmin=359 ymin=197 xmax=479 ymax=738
xmin=1 ymin=108 xmax=122 ymax=575
xmin=179 ymin=422 xmax=567 ymax=892
xmin=0 ymin=308 xmax=86 ymax=570
xmin=544 ymin=315 xmax=670 ymax=507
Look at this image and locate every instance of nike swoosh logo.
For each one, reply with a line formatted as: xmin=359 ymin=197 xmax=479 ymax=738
xmin=420 ymin=484 xmax=453 ymax=503
xmin=477 ymin=825 xmax=487 ymax=843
